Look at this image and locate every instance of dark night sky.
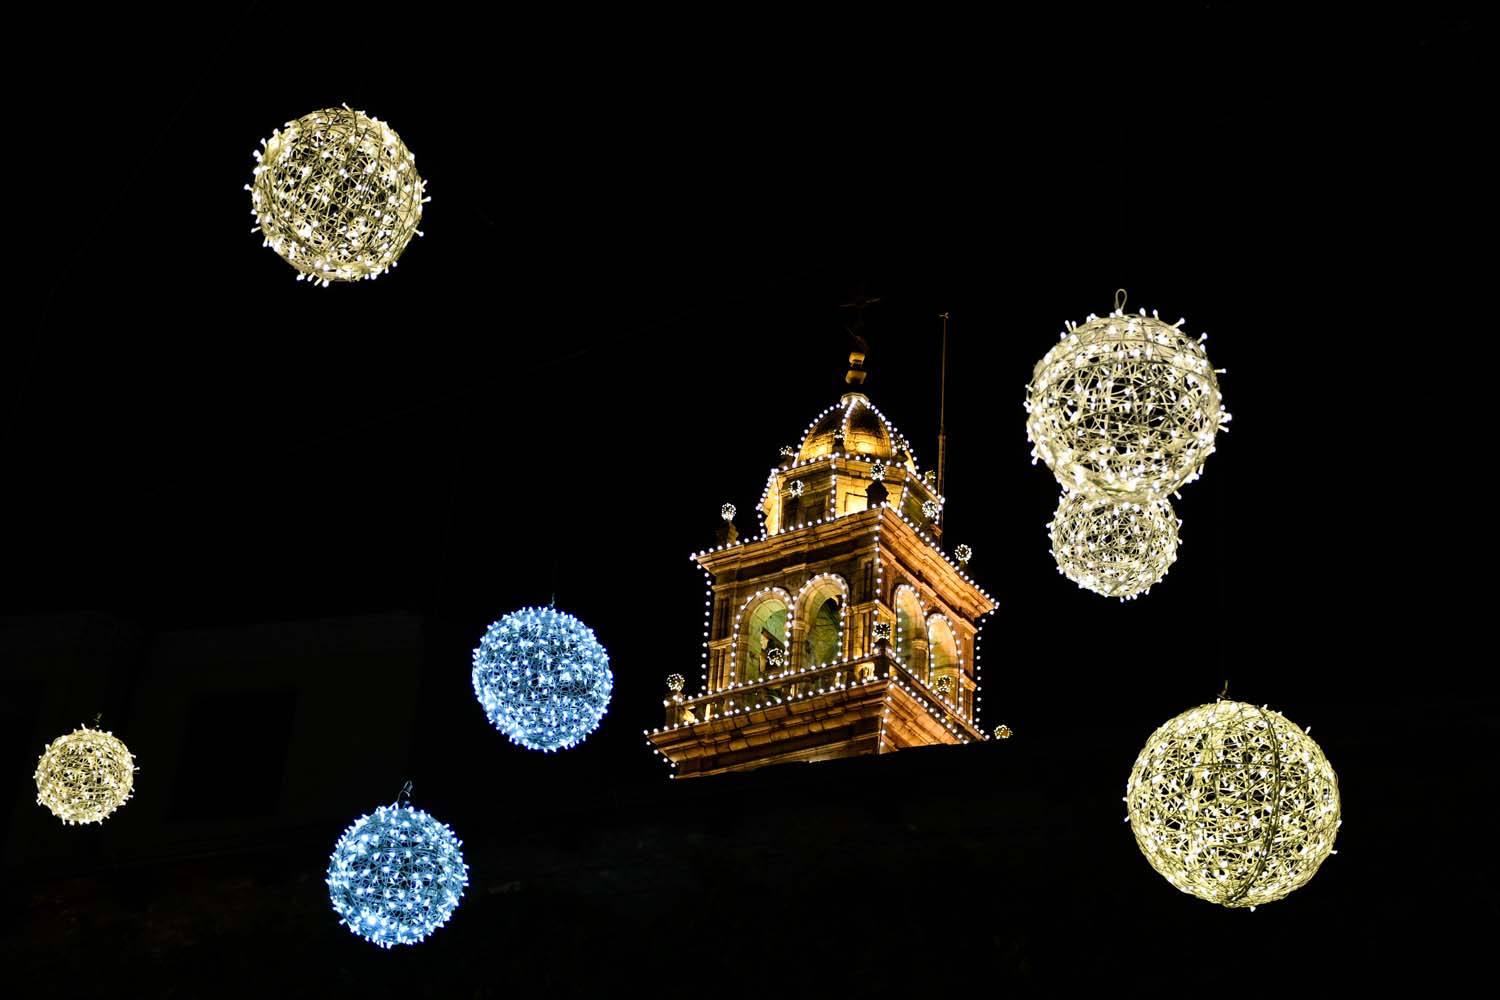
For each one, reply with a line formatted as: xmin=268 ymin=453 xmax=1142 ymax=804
xmin=5 ymin=5 xmax=1490 ymax=992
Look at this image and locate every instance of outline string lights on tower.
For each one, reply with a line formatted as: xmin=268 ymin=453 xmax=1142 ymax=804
xmin=1125 ymin=700 xmax=1341 ymax=908
xmin=1024 ymin=291 xmax=1229 ymax=598
xmin=326 ymin=785 xmax=469 ymax=947
xmin=249 ymin=106 xmax=428 ymax=285
xmin=472 ymin=605 xmax=614 ymax=751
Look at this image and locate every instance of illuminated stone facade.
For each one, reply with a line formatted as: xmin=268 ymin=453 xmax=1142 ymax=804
xmin=649 ymin=391 xmax=995 ymax=777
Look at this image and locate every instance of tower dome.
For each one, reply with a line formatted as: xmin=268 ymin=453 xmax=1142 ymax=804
xmin=763 ymin=392 xmax=940 ymax=537
xmin=796 ymin=392 xmax=912 ymax=465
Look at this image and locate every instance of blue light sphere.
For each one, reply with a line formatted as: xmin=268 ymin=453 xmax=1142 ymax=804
xmin=326 ymin=803 xmax=469 ymax=948
xmin=472 ymin=605 xmax=614 ymax=751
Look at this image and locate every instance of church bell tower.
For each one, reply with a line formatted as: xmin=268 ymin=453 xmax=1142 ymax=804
xmin=647 ymin=350 xmax=997 ymax=778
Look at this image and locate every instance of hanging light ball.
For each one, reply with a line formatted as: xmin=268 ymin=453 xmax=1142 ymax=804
xmin=922 ymin=500 xmax=941 ymax=521
xmin=954 ymin=543 xmax=973 ymax=566
xmin=721 ymin=503 xmax=737 ymax=522
xmin=34 ymin=726 xmax=136 ymax=825
xmin=789 ymin=479 xmax=805 ymax=498
xmin=665 ymin=673 xmax=686 ymax=693
xmin=326 ymin=801 xmax=468 ymax=947
xmin=249 ymin=106 xmax=426 ymax=285
xmin=1025 ymin=309 xmax=1230 ymax=500
xmin=1126 ymin=700 xmax=1341 ymax=908
xmin=993 ymin=724 xmax=1013 ymax=740
xmin=1049 ymin=491 xmax=1179 ymax=600
xmin=870 ymin=462 xmax=887 ymax=481
xmin=472 ymin=606 xmax=614 ymax=751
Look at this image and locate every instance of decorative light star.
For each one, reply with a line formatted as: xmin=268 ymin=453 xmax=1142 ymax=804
xmin=34 ymin=725 xmax=136 ymax=825
xmin=472 ymin=606 xmax=614 ymax=751
xmin=1048 ymin=491 xmax=1179 ymax=600
xmin=1025 ymin=307 xmax=1230 ymax=500
xmin=1126 ymin=700 xmax=1341 ymax=908
xmin=326 ymin=794 xmax=468 ymax=947
xmin=249 ymin=106 xmax=427 ymax=284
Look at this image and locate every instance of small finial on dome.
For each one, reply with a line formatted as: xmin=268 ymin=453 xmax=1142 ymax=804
xmin=846 ymin=350 xmax=867 ymax=385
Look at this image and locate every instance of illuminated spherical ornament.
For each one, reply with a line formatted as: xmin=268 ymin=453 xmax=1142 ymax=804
xmin=34 ymin=726 xmax=136 ymax=825
xmin=472 ymin=606 xmax=614 ymax=751
xmin=766 ymin=646 xmax=787 ymax=670
xmin=1049 ymin=491 xmax=1179 ymax=600
xmin=1025 ymin=309 xmax=1230 ymax=500
xmin=871 ymin=621 xmax=892 ymax=642
xmin=789 ymin=479 xmax=805 ymax=498
xmin=780 ymin=445 xmax=796 ymax=458
xmin=934 ymin=675 xmax=954 ymax=696
xmin=1126 ymin=700 xmax=1341 ymax=908
xmin=721 ymin=503 xmax=737 ymax=522
xmin=922 ymin=499 xmax=941 ymax=521
xmin=870 ymin=462 xmax=887 ymax=481
xmin=993 ymin=724 xmax=1013 ymax=740
xmin=954 ymin=543 xmax=973 ymax=566
xmin=666 ymin=673 xmax=686 ymax=693
xmin=326 ymin=802 xmax=468 ymax=947
xmin=249 ymin=106 xmax=426 ymax=285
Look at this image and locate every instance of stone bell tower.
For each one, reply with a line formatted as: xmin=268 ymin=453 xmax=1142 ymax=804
xmin=647 ymin=353 xmax=996 ymax=778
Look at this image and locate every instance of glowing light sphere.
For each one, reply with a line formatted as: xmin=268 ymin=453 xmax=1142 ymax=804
xmin=1025 ymin=309 xmax=1230 ymax=500
xmin=954 ymin=543 xmax=973 ymax=566
xmin=249 ymin=106 xmax=426 ymax=284
xmin=766 ymin=646 xmax=786 ymax=669
xmin=993 ymin=724 xmax=1013 ymax=740
xmin=326 ymin=802 xmax=468 ymax=947
xmin=1049 ymin=491 xmax=1179 ymax=600
xmin=871 ymin=462 xmax=887 ymax=481
xmin=1126 ymin=700 xmax=1341 ymax=908
xmin=472 ymin=606 xmax=614 ymax=751
xmin=666 ymin=673 xmax=686 ymax=692
xmin=922 ymin=500 xmax=941 ymax=521
xmin=871 ymin=621 xmax=892 ymax=642
xmin=34 ymin=726 xmax=136 ymax=825
xmin=789 ymin=479 xmax=805 ymax=498
xmin=721 ymin=503 xmax=737 ymax=522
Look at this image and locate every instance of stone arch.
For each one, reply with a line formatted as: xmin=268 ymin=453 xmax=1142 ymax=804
xmin=927 ymin=614 xmax=961 ymax=704
xmin=793 ymin=573 xmax=849 ymax=670
xmin=893 ymin=584 xmax=927 ymax=679
xmin=734 ymin=588 xmax=790 ymax=687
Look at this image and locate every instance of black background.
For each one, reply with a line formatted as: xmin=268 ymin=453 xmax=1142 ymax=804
xmin=4 ymin=5 xmax=1488 ymax=993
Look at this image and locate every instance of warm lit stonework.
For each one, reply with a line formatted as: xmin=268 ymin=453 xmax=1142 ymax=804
xmin=649 ymin=385 xmax=995 ymax=777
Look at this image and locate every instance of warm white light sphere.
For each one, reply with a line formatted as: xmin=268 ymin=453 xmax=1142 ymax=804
xmin=326 ymin=803 xmax=468 ymax=947
xmin=1026 ymin=310 xmax=1229 ymax=500
xmin=250 ymin=106 xmax=426 ymax=284
xmin=1126 ymin=700 xmax=1341 ymax=908
xmin=34 ymin=726 xmax=136 ymax=824
xmin=472 ymin=606 xmax=614 ymax=751
xmin=1049 ymin=491 xmax=1179 ymax=600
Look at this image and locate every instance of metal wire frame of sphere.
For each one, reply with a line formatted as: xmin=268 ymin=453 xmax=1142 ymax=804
xmin=1125 ymin=700 xmax=1341 ymax=908
xmin=326 ymin=803 xmax=469 ymax=948
xmin=1048 ymin=491 xmax=1179 ymax=600
xmin=249 ymin=106 xmax=426 ymax=284
xmin=34 ymin=726 xmax=136 ymax=824
xmin=471 ymin=606 xmax=614 ymax=752
xmin=1026 ymin=310 xmax=1229 ymax=500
